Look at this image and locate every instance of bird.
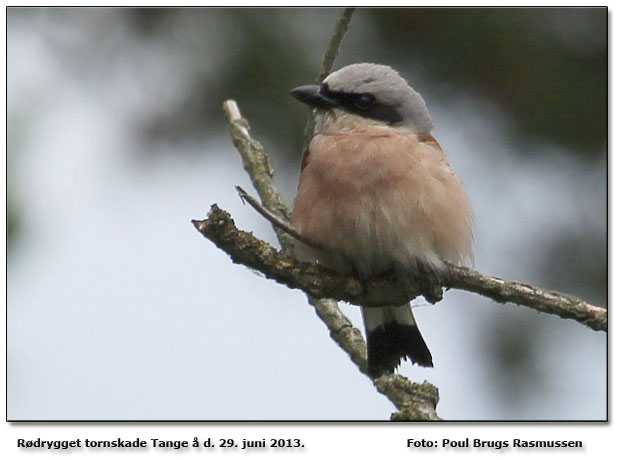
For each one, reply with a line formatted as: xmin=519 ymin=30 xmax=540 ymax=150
xmin=288 ymin=63 xmax=473 ymax=379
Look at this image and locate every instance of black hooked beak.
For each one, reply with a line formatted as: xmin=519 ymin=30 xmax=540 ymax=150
xmin=289 ymin=85 xmax=338 ymax=109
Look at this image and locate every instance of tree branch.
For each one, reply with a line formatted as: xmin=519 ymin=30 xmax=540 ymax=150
xmin=445 ymin=265 xmax=606 ymax=332
xmin=302 ymin=8 xmax=355 ymax=151
xmin=193 ymin=205 xmax=606 ymax=332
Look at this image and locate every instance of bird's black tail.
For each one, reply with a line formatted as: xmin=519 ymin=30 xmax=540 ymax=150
xmin=362 ymin=304 xmax=433 ymax=379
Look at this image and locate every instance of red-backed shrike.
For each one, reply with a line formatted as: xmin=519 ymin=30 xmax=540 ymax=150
xmin=289 ymin=63 xmax=473 ymax=378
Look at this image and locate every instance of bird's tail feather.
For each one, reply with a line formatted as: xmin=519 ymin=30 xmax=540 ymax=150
xmin=362 ymin=304 xmax=433 ymax=379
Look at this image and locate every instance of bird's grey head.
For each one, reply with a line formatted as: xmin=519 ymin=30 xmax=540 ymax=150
xmin=290 ymin=63 xmax=434 ymax=134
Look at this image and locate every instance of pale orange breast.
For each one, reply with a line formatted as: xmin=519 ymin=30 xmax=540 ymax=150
xmin=291 ymin=130 xmax=473 ymax=277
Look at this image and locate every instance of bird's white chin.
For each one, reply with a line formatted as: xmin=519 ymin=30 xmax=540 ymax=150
xmin=314 ymin=109 xmax=396 ymax=136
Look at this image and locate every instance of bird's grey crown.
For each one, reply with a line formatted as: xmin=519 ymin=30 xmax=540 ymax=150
xmin=324 ymin=63 xmax=434 ymax=133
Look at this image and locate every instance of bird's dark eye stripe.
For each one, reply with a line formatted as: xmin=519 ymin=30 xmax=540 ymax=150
xmin=320 ymin=86 xmax=375 ymax=112
xmin=319 ymin=84 xmax=403 ymax=124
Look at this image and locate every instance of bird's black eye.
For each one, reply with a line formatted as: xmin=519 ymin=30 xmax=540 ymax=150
xmin=353 ymin=94 xmax=375 ymax=111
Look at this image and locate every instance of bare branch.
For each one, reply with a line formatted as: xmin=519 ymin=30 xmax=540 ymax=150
xmin=317 ymin=8 xmax=356 ymax=83
xmin=223 ymin=100 xmax=294 ymax=249
xmin=193 ymin=205 xmax=606 ymax=332
xmin=302 ymin=8 xmax=355 ymax=151
xmin=235 ymin=185 xmax=334 ymax=255
xmin=235 ymin=186 xmax=313 ymax=249
xmin=445 ymin=265 xmax=606 ymax=332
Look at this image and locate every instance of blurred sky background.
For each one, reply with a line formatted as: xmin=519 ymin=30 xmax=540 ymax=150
xmin=7 ymin=7 xmax=607 ymax=421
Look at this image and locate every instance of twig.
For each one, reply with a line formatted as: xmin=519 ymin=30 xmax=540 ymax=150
xmin=317 ymin=8 xmax=356 ymax=84
xmin=302 ymin=8 xmax=355 ymax=151
xmin=235 ymin=185 xmax=338 ymax=257
xmin=445 ymin=265 xmax=606 ymax=332
xmin=235 ymin=186 xmax=321 ymax=251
